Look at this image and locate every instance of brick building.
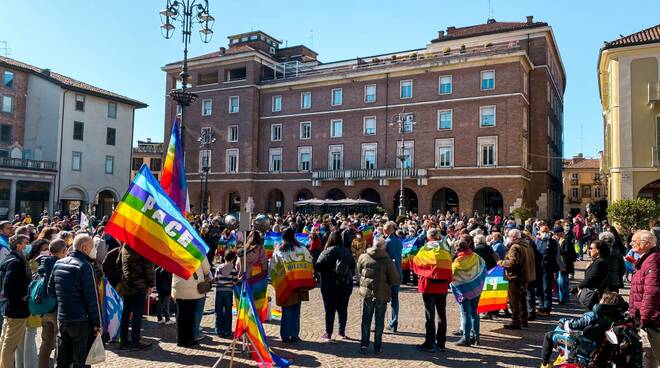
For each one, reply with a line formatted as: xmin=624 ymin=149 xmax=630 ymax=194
xmin=562 ymin=154 xmax=607 ymax=217
xmin=131 ymin=139 xmax=164 ymax=180
xmin=162 ymin=16 xmax=565 ymax=220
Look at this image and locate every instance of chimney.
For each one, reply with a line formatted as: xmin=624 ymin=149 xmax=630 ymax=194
xmin=526 ymin=15 xmax=534 ymax=24
xmin=219 ymin=47 xmax=226 ymax=54
xmin=446 ymin=26 xmax=456 ymax=34
xmin=437 ymin=30 xmax=445 ymax=38
xmin=40 ymin=68 xmax=51 ymax=76
xmin=147 ymin=138 xmax=152 ymax=143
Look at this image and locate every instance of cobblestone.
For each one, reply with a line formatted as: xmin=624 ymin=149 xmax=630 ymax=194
xmin=90 ymin=263 xmax=599 ymax=368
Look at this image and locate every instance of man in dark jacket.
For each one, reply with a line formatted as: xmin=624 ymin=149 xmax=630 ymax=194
xmin=116 ymin=243 xmax=155 ymax=350
xmin=357 ymin=238 xmax=400 ymax=354
xmin=0 ymin=234 xmax=30 ymax=367
xmin=499 ymin=229 xmax=536 ymax=329
xmin=383 ymin=221 xmax=402 ymax=333
xmin=47 ymin=234 xmax=101 ymax=368
xmin=535 ymin=226 xmax=559 ymax=315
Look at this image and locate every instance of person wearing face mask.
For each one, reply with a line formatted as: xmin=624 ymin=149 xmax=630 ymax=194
xmin=534 ymin=226 xmax=559 ymax=316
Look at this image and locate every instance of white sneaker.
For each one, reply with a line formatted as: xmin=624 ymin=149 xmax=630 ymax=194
xmin=157 ymin=320 xmax=165 ymax=324
xmin=165 ymin=320 xmax=176 ymax=325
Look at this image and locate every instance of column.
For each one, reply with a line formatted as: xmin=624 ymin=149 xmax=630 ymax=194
xmin=8 ymin=179 xmax=17 ymax=219
xmin=47 ymin=182 xmax=55 ymax=216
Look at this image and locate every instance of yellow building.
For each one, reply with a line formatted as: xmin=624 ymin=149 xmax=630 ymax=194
xmin=599 ymin=24 xmax=660 ymax=204
xmin=131 ymin=139 xmax=164 ymax=180
xmin=563 ymin=155 xmax=607 ymax=217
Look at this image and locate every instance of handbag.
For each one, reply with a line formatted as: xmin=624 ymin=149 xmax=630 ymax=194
xmin=193 ymin=271 xmax=212 ymax=294
xmin=577 ymin=288 xmax=600 ymax=310
xmin=85 ymin=264 xmax=106 ymax=364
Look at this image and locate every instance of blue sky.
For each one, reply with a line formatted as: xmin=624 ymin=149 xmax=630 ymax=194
xmin=1 ymin=0 xmax=657 ymax=159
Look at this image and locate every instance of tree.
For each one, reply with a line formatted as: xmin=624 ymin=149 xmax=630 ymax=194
xmin=607 ymin=199 xmax=659 ymax=234
xmin=511 ymin=207 xmax=533 ymax=223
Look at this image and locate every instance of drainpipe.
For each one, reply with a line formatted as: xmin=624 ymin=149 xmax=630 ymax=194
xmin=56 ymin=89 xmax=69 ymax=212
xmin=384 ymin=73 xmax=390 ymax=164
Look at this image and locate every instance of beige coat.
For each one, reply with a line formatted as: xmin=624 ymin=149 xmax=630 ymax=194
xmin=172 ymin=258 xmax=211 ymax=300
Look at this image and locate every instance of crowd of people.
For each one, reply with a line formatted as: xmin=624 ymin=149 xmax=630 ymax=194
xmin=0 ymin=208 xmax=656 ymax=367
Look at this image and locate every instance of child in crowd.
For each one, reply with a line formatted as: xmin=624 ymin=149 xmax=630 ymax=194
xmin=155 ymin=266 xmax=174 ymax=325
xmin=214 ymin=250 xmax=238 ymax=338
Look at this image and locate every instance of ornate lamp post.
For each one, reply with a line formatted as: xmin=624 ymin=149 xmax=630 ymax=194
xmin=160 ymin=0 xmax=215 ymax=151
xmin=390 ymin=109 xmax=415 ymax=217
xmin=198 ymin=128 xmax=216 ymax=215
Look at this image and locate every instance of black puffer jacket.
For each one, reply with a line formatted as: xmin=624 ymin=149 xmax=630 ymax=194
xmin=0 ymin=250 xmax=30 ymax=318
xmin=315 ymin=245 xmax=356 ymax=287
xmin=47 ymin=250 xmax=100 ymax=326
xmin=579 ymin=257 xmax=609 ymax=292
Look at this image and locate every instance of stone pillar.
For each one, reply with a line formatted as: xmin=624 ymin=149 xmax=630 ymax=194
xmin=8 ymin=179 xmax=17 ymax=219
xmin=47 ymin=181 xmax=55 ymax=216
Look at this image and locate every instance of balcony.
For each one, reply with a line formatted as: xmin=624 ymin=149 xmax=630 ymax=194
xmin=649 ymin=81 xmax=660 ymax=107
xmin=0 ymin=157 xmax=57 ymax=171
xmin=312 ymin=168 xmax=427 ymax=186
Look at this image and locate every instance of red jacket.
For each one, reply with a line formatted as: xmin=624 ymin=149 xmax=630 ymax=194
xmin=629 ymin=247 xmax=660 ymax=328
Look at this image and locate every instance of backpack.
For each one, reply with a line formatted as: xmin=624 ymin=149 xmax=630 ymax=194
xmin=28 ymin=276 xmax=56 ymax=315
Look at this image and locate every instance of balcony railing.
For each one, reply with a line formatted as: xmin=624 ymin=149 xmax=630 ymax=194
xmin=0 ymin=157 xmax=57 ymax=171
xmin=312 ymin=168 xmax=427 ymax=181
xmin=649 ymin=81 xmax=660 ymax=106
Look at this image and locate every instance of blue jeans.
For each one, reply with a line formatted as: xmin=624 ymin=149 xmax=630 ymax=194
xmin=459 ymin=297 xmax=480 ymax=340
xmin=214 ymin=289 xmax=233 ymax=336
xmin=389 ymin=285 xmax=400 ymax=330
xmin=541 ymin=271 xmax=554 ymax=311
xmin=361 ymin=298 xmax=386 ymax=351
xmin=527 ymin=283 xmax=537 ymax=315
xmin=120 ymin=293 xmax=145 ymax=345
xmin=280 ymin=302 xmax=301 ymax=340
xmin=194 ymin=297 xmax=205 ymax=338
xmin=577 ymin=239 xmax=585 ymax=260
xmin=557 ymin=272 xmax=569 ymax=303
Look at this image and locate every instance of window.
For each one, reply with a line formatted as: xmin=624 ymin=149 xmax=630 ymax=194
xmin=105 ymin=156 xmax=114 ymax=174
xmin=523 ymin=107 xmax=528 ymax=131
xmin=150 ymin=158 xmax=162 ymax=171
xmin=481 ymin=70 xmax=495 ymax=90
xmin=439 ymin=75 xmax=452 ymax=95
xmin=581 ymin=185 xmax=592 ymax=198
xmin=1 ymin=96 xmax=12 ymax=113
xmin=2 ymin=71 xmax=13 ymax=88
xmin=331 ymin=88 xmax=342 ymax=106
xmin=106 ymin=128 xmax=116 ymax=146
xmin=199 ymin=149 xmax=211 ymax=170
xmin=298 ymin=146 xmax=312 ymax=171
xmin=435 ymin=138 xmax=454 ymax=168
xmin=72 ymin=151 xmax=82 ymax=171
xmin=201 ymin=99 xmax=212 ymax=116
xmin=523 ymin=71 xmax=529 ymax=95
xmin=226 ymin=149 xmax=239 ymax=173
xmin=0 ymin=125 xmax=11 ymax=144
xmin=105 ymin=102 xmax=117 ymax=119
xmin=330 ymin=119 xmax=342 ymax=138
xmin=594 ymin=186 xmax=601 ymax=198
xmin=364 ymin=84 xmax=376 ymax=103
xmin=477 ymin=136 xmax=497 ymax=166
xmin=361 ymin=143 xmax=377 ymax=169
xmin=229 ymin=96 xmax=239 ymax=113
xmin=402 ymin=113 xmax=414 ymax=133
xmin=328 ymin=145 xmax=343 ymax=170
xmin=438 ymin=109 xmax=452 ymax=130
xmin=226 ymin=67 xmax=246 ymax=82
xmin=480 ymin=106 xmax=496 ymax=127
xmin=132 ymin=157 xmax=143 ymax=170
xmin=271 ymin=124 xmax=282 ymax=141
xmin=269 ymin=148 xmax=282 ymax=172
xmin=363 ymin=116 xmax=376 ymax=135
xmin=228 ymin=125 xmax=238 ymax=142
xmin=571 ymin=187 xmax=579 ymax=200
xmin=396 ymin=141 xmax=414 ymax=168
xmin=75 ymin=94 xmax=85 ymax=111
xmin=272 ymin=95 xmax=282 ymax=112
xmin=400 ymin=80 xmax=413 ymax=99
xmin=299 ymin=121 xmax=311 ymax=140
xmin=73 ymin=121 xmax=84 ymax=141
xmin=301 ymin=92 xmax=311 ymax=109
xmin=198 ymin=71 xmax=218 ymax=85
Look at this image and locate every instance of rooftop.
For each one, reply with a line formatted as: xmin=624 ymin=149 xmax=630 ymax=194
xmin=133 ymin=140 xmax=164 ymax=154
xmin=431 ymin=17 xmax=548 ymax=42
xmin=0 ymin=56 xmax=147 ymax=108
xmin=603 ymin=23 xmax=660 ymax=49
xmin=563 ymin=158 xmax=600 ymax=169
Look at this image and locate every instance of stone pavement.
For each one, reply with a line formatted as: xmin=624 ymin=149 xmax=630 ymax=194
xmin=94 ymin=262 xmax=599 ymax=368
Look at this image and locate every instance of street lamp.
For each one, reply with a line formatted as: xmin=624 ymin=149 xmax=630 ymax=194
xmin=389 ymin=109 xmax=415 ymax=217
xmin=160 ymin=0 xmax=215 ymax=152
xmin=198 ymin=128 xmax=216 ymax=215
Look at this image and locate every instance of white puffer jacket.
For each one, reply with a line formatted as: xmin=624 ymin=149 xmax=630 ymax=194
xmin=172 ymin=258 xmax=211 ymax=300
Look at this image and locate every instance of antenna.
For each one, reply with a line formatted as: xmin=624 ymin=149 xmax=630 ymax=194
xmin=488 ymin=0 xmax=494 ymax=21
xmin=0 ymin=41 xmax=10 ymax=57
xmin=308 ymin=29 xmax=315 ymax=49
xmin=580 ymin=121 xmax=584 ymax=155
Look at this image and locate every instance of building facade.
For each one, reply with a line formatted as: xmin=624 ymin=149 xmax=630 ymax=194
xmin=562 ymin=154 xmax=607 ymax=217
xmin=132 ymin=139 xmax=164 ymax=180
xmin=0 ymin=56 xmax=146 ymax=219
xmin=163 ymin=17 xmax=566 ymax=220
xmin=599 ymin=24 xmax=660 ymax=204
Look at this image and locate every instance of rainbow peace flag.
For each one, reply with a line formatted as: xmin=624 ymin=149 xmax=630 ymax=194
xmin=270 ymin=247 xmax=316 ymax=306
xmin=234 ymin=280 xmax=291 ymax=367
xmin=477 ymin=265 xmax=509 ymax=313
xmin=105 ymin=165 xmax=209 ymax=279
xmin=360 ymin=225 xmax=374 ymax=246
xmin=264 ymin=232 xmax=282 ymax=259
xmin=160 ymin=118 xmax=189 ymax=214
xmin=295 ymin=233 xmax=309 ymax=246
xmin=412 ymin=240 xmax=452 ymax=281
xmin=401 ymin=238 xmax=417 ymax=271
xmin=450 ymin=252 xmax=486 ymax=303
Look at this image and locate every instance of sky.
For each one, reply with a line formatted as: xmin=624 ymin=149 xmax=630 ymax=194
xmin=1 ymin=0 xmax=658 ymax=159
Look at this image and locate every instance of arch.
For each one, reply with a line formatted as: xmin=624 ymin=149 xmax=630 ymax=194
xmin=266 ymin=189 xmax=285 ymax=215
xmin=295 ymin=189 xmax=314 ymax=201
xmin=638 ymin=179 xmax=660 ymax=204
xmin=61 ymin=185 xmax=88 ymax=202
xmin=325 ymin=188 xmax=346 ymax=200
xmin=96 ymin=189 xmax=117 ymax=218
xmin=95 ymin=187 xmax=119 ymax=202
xmin=431 ymin=188 xmax=459 ymax=214
xmin=473 ymin=187 xmax=503 ymax=216
xmin=359 ymin=188 xmax=381 ymax=205
xmin=393 ymin=188 xmax=418 ymax=214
